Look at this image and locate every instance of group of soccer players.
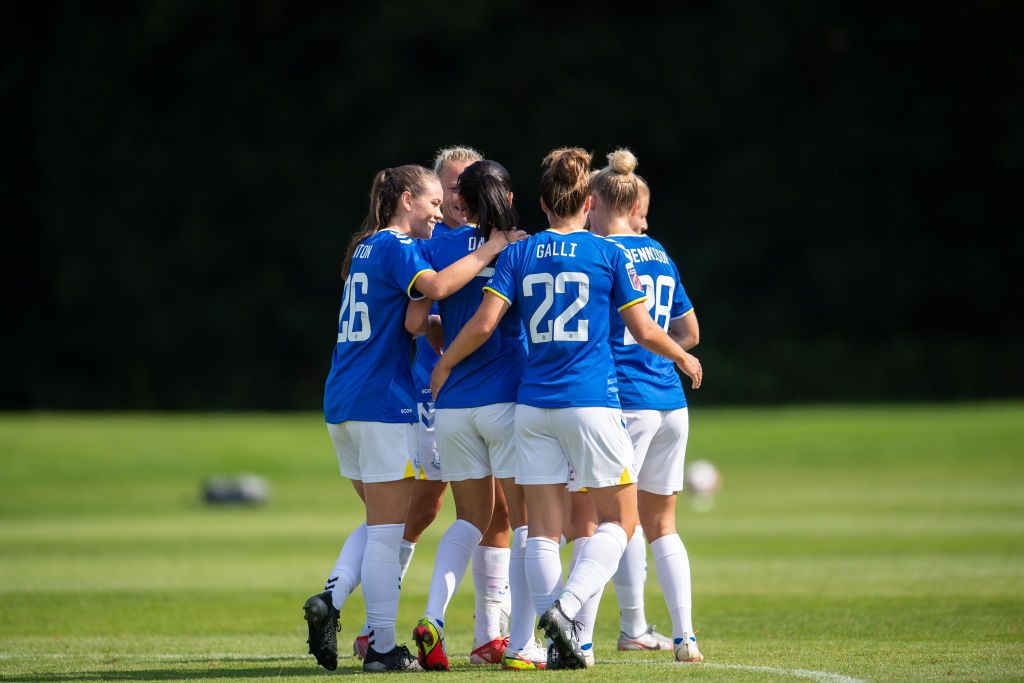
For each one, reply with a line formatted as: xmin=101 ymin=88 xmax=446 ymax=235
xmin=304 ymin=145 xmax=704 ymax=672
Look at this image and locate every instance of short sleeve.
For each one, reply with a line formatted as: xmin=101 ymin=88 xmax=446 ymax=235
xmin=609 ymin=243 xmax=647 ymax=312
xmin=388 ymin=234 xmax=435 ymax=300
xmin=482 ymin=244 xmax=518 ymax=306
xmin=669 ymin=258 xmax=694 ymax=319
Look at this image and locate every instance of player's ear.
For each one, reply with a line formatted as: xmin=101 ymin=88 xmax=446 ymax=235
xmin=399 ymin=190 xmax=413 ymax=212
xmin=539 ymin=196 xmax=550 ymax=215
xmin=507 ymin=191 xmax=514 ymax=204
xmin=583 ymin=195 xmax=593 ymax=213
xmin=630 ymin=199 xmax=639 ymax=217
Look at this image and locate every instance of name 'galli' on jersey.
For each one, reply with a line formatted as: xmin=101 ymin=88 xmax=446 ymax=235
xmin=483 ymin=229 xmax=647 ymax=409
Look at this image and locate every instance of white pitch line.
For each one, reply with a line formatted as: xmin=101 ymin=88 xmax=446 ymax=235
xmin=602 ymin=659 xmax=865 ymax=683
xmin=0 ymin=652 xmax=866 ymax=681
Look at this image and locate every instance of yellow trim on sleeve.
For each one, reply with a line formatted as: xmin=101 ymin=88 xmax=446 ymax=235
xmin=482 ymin=286 xmax=511 ymax=305
xmin=407 ymin=269 xmax=435 ymax=298
xmin=672 ymin=307 xmax=695 ymax=319
xmin=617 ymin=296 xmax=648 ymax=312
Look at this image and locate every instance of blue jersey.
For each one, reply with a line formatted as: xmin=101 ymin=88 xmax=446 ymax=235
xmin=484 ymin=230 xmax=647 ymax=408
xmin=411 ymin=222 xmax=459 ymax=405
xmin=606 ymin=234 xmax=694 ymax=410
xmin=421 ymin=226 xmax=526 ymax=409
xmin=324 ymin=229 xmax=435 ymax=424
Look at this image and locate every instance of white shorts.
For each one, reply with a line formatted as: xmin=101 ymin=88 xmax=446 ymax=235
xmin=435 ymin=403 xmax=517 ymax=481
xmin=327 ymin=421 xmax=418 ymax=484
xmin=414 ymin=400 xmax=443 ymax=481
xmin=515 ymin=405 xmax=636 ymax=491
xmin=623 ymin=408 xmax=689 ymax=495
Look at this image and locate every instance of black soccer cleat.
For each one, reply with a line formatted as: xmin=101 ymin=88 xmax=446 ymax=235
xmin=303 ymin=591 xmax=339 ymax=671
xmin=538 ymin=600 xmax=586 ymax=670
xmin=363 ymin=643 xmax=423 ymax=672
xmin=546 ymin=642 xmax=561 ymax=670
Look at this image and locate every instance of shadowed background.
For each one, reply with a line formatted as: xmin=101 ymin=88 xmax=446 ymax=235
xmin=4 ymin=1 xmax=1021 ymax=409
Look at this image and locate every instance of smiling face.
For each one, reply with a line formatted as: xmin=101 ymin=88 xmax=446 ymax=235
xmin=438 ymin=159 xmax=473 ymax=227
xmin=406 ymin=178 xmax=444 ymax=239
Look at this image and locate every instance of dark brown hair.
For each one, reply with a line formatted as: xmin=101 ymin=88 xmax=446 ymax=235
xmin=539 ymin=147 xmax=592 ymax=219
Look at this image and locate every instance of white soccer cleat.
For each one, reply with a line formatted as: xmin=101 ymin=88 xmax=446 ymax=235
xmin=617 ymin=624 xmax=674 ymax=651
xmin=674 ymin=633 xmax=704 ymax=663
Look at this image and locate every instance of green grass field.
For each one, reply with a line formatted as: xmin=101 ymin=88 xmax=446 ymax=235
xmin=1 ymin=404 xmax=1022 ymax=681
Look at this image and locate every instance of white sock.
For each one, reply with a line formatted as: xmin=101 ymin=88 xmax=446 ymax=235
xmin=473 ymin=545 xmax=510 ymax=645
xmin=559 ymin=522 xmax=628 ymax=620
xmin=612 ymin=525 xmax=648 ymax=636
xmin=525 ymin=536 xmax=563 ymax=619
xmin=650 ymin=533 xmax=694 ymax=638
xmin=362 ymin=523 xmax=404 ymax=654
xmin=425 ymin=519 xmax=482 ymax=623
xmin=570 ymin=537 xmax=603 ymax=649
xmin=399 ymin=539 xmax=416 ymax=582
xmin=325 ymin=522 xmax=367 ymax=611
xmin=508 ymin=526 xmax=535 ymax=651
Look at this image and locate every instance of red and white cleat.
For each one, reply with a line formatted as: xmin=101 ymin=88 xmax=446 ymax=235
xmin=469 ymin=636 xmax=509 ymax=665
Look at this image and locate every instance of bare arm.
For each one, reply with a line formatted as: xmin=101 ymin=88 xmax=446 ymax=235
xmin=405 ymin=298 xmax=434 ymax=336
xmin=668 ymin=310 xmax=699 ymax=350
xmin=620 ymin=303 xmax=703 ymax=389
xmin=430 ymin=292 xmax=510 ymax=397
xmin=413 ymin=230 xmax=527 ymax=300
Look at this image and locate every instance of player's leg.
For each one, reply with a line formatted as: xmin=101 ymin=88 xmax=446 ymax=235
xmin=540 ymin=406 xmax=638 ymax=669
xmin=357 ymin=423 xmax=420 ymax=672
xmin=637 ymin=407 xmax=702 ymax=662
xmin=498 ymin=476 xmax=547 ymax=669
xmin=615 ymin=409 xmax=671 ymax=650
xmin=567 ymin=492 xmax=600 ymax=665
xmin=469 ymin=478 xmax=511 ymax=663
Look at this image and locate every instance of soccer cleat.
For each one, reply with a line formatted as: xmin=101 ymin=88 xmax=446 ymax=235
xmin=411 ymin=616 xmax=450 ymax=671
xmin=469 ymin=636 xmax=509 ymax=664
xmin=674 ymin=633 xmax=704 ymax=663
xmin=538 ymin=600 xmax=586 ymax=670
xmin=617 ymin=624 xmax=674 ymax=651
xmin=302 ymin=591 xmax=339 ymax=671
xmin=501 ymin=638 xmax=547 ymax=670
xmin=363 ymin=644 xmax=422 ymax=672
xmin=353 ymin=634 xmax=369 ymax=659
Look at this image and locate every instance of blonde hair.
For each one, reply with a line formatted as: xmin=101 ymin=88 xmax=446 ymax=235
xmin=540 ymin=147 xmax=592 ymax=218
xmin=432 ymin=146 xmax=484 ymax=175
xmin=591 ymin=148 xmax=640 ymax=215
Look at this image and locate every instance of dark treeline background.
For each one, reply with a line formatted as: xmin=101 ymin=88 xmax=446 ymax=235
xmin=4 ymin=2 xmax=1021 ymax=409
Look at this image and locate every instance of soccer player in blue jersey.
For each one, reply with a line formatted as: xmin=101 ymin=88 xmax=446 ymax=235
xmin=430 ymin=148 xmax=702 ymax=669
xmin=589 ymin=151 xmax=703 ymax=663
xmin=405 ymin=159 xmax=544 ymax=671
xmin=394 ymin=147 xmax=516 ymax=667
xmin=303 ymin=163 xmax=523 ymax=673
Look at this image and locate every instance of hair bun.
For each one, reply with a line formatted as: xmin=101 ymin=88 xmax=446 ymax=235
xmin=550 ymin=148 xmax=592 ymax=184
xmin=607 ymin=149 xmax=637 ymax=175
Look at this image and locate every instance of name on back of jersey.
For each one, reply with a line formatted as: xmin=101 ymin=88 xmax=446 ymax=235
xmin=536 ymin=241 xmax=578 ymax=259
xmin=624 ymin=245 xmax=669 ymax=264
xmin=354 ymin=243 xmax=373 ymax=260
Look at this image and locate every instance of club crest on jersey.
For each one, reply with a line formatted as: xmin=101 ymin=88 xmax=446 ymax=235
xmin=625 ymin=261 xmax=643 ymax=291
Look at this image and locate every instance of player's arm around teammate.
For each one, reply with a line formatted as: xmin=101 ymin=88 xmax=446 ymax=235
xmin=407 ymin=160 xmax=538 ymax=669
xmin=307 ymin=164 xmax=523 ymax=674
xmin=590 ymin=153 xmax=705 ymax=663
xmin=432 ymin=148 xmax=700 ymax=669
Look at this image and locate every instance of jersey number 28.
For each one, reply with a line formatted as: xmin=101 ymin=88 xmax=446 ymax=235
xmin=624 ymin=274 xmax=674 ymax=345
